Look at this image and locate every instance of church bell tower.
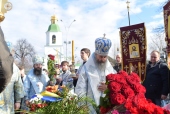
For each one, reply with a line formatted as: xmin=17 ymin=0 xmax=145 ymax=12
xmin=44 ymin=15 xmax=64 ymax=69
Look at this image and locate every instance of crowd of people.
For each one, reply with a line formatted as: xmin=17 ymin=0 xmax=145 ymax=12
xmin=0 ymin=35 xmax=170 ymax=114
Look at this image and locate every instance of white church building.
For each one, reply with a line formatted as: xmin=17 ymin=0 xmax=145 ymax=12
xmin=43 ymin=15 xmax=64 ymax=69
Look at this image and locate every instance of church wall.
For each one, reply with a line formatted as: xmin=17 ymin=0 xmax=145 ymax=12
xmin=48 ymin=32 xmax=62 ymax=46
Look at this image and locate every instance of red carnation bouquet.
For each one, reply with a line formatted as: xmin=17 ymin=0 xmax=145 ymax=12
xmin=99 ymin=71 xmax=170 ymax=114
xmin=48 ymin=54 xmax=55 ymax=61
xmin=47 ymin=54 xmax=56 ymax=81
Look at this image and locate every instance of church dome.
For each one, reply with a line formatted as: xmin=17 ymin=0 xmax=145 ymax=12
xmin=47 ymin=24 xmax=60 ymax=32
xmin=47 ymin=15 xmax=60 ymax=32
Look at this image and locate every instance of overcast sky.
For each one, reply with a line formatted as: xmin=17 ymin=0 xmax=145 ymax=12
xmin=1 ymin=0 xmax=167 ymax=61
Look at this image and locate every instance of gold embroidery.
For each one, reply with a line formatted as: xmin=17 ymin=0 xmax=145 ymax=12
xmin=0 ymin=100 xmax=4 ymax=105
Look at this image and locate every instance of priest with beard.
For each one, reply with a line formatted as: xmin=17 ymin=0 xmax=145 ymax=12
xmin=24 ymin=55 xmax=50 ymax=106
xmin=75 ymin=35 xmax=117 ymax=114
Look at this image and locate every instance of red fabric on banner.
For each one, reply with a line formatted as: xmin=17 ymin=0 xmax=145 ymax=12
xmin=119 ymin=23 xmax=147 ymax=82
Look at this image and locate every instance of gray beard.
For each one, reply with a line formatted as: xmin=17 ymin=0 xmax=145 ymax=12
xmin=93 ymin=54 xmax=107 ymax=71
xmin=96 ymin=62 xmax=107 ymax=71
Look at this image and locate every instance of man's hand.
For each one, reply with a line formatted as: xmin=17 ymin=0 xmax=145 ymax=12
xmin=98 ymin=82 xmax=107 ymax=92
xmin=15 ymin=102 xmax=20 ymax=110
xmin=161 ymin=95 xmax=167 ymax=100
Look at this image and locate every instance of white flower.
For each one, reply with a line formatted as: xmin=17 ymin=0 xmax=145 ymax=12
xmin=34 ymin=97 xmax=39 ymax=102
xmin=37 ymin=94 xmax=43 ymax=99
xmin=66 ymin=92 xmax=78 ymax=101
xmin=29 ymin=94 xmax=43 ymax=104
xmin=29 ymin=99 xmax=34 ymax=103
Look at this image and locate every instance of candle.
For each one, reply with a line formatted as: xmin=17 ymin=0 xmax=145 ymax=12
xmin=72 ymin=40 xmax=74 ymax=62
xmin=168 ymin=15 xmax=170 ymax=39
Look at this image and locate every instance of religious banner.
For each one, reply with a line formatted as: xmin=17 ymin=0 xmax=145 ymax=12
xmin=163 ymin=1 xmax=170 ymax=69
xmin=120 ymin=23 xmax=147 ymax=82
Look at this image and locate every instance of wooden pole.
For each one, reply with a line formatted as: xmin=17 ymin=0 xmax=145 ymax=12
xmin=72 ymin=40 xmax=74 ymax=62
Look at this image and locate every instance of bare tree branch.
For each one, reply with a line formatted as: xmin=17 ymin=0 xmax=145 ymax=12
xmin=157 ymin=0 xmax=169 ymax=12
xmin=153 ymin=26 xmax=165 ymax=33
xmin=13 ymin=38 xmax=36 ymax=69
xmin=153 ymin=0 xmax=169 ymax=33
xmin=149 ymin=33 xmax=166 ymax=53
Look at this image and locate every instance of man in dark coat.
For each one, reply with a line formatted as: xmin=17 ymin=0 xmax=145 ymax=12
xmin=143 ymin=50 xmax=169 ymax=106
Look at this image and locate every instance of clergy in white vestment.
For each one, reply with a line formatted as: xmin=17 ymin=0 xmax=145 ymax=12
xmin=24 ymin=55 xmax=50 ymax=108
xmin=0 ymin=63 xmax=25 ymax=114
xmin=75 ymin=35 xmax=117 ymax=114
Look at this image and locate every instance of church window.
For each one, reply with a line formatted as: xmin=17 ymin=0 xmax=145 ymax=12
xmin=52 ymin=35 xmax=56 ymax=44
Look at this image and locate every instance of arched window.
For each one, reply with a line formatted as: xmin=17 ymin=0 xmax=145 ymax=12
xmin=52 ymin=35 xmax=56 ymax=44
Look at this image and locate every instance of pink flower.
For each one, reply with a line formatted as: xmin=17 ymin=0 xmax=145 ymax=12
xmin=124 ymin=110 xmax=131 ymax=114
xmin=112 ymin=109 xmax=119 ymax=114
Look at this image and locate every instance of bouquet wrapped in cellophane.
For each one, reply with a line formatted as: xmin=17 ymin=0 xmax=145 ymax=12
xmin=99 ymin=71 xmax=170 ymax=114
xmin=47 ymin=54 xmax=56 ymax=83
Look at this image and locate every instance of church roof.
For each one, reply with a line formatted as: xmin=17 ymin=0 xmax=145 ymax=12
xmin=47 ymin=24 xmax=60 ymax=32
